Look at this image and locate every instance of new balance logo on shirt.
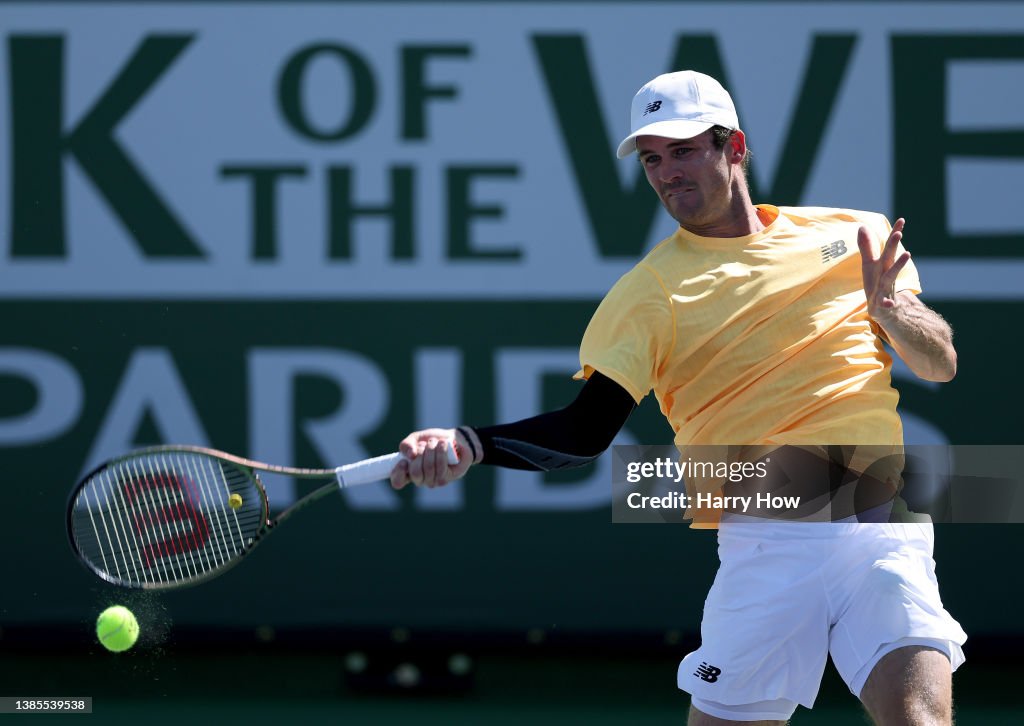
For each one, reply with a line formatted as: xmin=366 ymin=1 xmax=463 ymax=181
xmin=820 ymin=239 xmax=848 ymax=263
xmin=694 ymin=662 xmax=722 ymax=682
xmin=643 ymin=100 xmax=662 ymax=115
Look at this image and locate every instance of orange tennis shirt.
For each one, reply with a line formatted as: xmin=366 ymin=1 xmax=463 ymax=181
xmin=576 ymin=205 xmax=921 ymax=523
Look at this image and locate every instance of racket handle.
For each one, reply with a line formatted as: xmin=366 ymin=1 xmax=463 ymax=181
xmin=335 ymin=443 xmax=459 ymax=489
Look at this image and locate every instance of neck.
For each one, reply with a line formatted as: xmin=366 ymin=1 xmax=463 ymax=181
xmin=679 ymin=181 xmax=765 ymax=238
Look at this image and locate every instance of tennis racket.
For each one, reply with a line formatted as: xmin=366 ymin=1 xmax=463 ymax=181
xmin=67 ymin=444 xmax=458 ymax=590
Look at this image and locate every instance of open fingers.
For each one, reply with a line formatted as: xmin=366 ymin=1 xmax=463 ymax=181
xmin=858 ymin=226 xmax=881 ymax=289
xmin=880 ymin=218 xmax=905 ymax=269
xmin=878 ymin=251 xmax=911 ymax=299
xmin=857 ymin=226 xmax=876 ymax=259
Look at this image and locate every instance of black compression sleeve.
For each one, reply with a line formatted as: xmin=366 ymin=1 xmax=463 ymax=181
xmin=471 ymin=372 xmax=636 ymax=471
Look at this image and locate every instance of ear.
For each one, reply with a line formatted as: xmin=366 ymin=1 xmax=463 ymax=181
xmin=727 ymin=129 xmax=747 ymax=164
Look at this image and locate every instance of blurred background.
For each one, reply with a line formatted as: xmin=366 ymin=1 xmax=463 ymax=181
xmin=2 ymin=0 xmax=1023 ymax=722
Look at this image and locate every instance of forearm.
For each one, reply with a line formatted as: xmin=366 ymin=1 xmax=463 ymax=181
xmin=875 ymin=293 xmax=957 ymax=382
xmin=393 ymin=372 xmax=636 ymax=489
xmin=467 ymin=371 xmax=636 ymax=471
xmin=473 ymin=409 xmax=615 ymax=471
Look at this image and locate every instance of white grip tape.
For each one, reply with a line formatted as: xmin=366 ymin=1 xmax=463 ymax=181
xmin=335 ymin=442 xmax=459 ymax=489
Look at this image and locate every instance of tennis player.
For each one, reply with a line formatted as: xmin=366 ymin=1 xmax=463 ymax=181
xmin=390 ymin=71 xmax=966 ymax=725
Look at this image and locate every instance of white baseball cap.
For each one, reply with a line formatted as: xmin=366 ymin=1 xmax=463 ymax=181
xmin=616 ymin=71 xmax=739 ymax=159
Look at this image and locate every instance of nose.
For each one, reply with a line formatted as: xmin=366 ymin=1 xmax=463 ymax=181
xmin=657 ymin=158 xmax=683 ymax=185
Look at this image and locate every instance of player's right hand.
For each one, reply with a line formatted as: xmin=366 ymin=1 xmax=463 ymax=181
xmin=390 ymin=427 xmax=477 ymax=489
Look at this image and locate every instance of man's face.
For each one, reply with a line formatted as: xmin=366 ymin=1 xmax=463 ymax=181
xmin=636 ymin=130 xmax=736 ymax=231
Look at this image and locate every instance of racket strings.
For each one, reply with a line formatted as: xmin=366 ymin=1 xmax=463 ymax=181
xmin=71 ymin=452 xmax=263 ymax=588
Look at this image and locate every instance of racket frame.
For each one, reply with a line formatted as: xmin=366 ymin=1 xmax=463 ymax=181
xmin=66 ymin=444 xmax=453 ymax=590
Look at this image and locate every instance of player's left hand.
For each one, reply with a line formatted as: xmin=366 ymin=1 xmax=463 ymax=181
xmin=858 ymin=217 xmax=911 ymax=321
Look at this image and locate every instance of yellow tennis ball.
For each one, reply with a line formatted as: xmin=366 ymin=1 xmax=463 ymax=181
xmin=228 ymin=493 xmax=243 ymax=509
xmin=96 ymin=605 xmax=139 ymax=653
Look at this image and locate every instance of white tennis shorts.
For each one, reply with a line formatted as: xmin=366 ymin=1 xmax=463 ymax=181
xmin=678 ymin=520 xmax=966 ymax=720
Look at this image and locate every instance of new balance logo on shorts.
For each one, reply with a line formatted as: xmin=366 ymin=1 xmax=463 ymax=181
xmin=820 ymin=239 xmax=848 ymax=262
xmin=643 ymin=100 xmax=662 ymax=115
xmin=694 ymin=662 xmax=722 ymax=682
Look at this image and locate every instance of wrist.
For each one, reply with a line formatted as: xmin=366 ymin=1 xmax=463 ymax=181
xmin=869 ymin=298 xmax=902 ymax=331
xmin=456 ymin=426 xmax=483 ymax=464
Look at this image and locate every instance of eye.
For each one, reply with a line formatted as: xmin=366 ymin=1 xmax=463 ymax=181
xmin=641 ymin=154 xmax=660 ymax=167
xmin=673 ymin=146 xmax=693 ymax=157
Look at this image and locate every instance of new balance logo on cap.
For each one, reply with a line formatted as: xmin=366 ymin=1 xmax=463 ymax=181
xmin=821 ymin=240 xmax=848 ymax=263
xmin=643 ymin=100 xmax=662 ymax=116
xmin=694 ymin=662 xmax=722 ymax=682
